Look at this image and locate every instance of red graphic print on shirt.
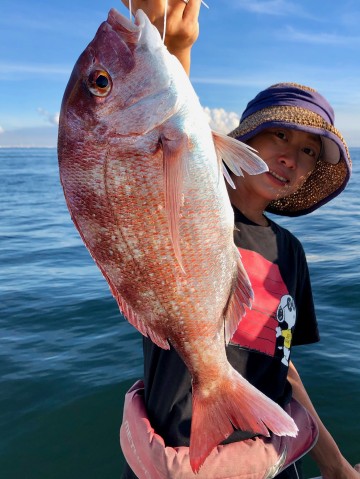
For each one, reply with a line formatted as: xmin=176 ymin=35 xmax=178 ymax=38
xmin=231 ymin=248 xmax=292 ymax=358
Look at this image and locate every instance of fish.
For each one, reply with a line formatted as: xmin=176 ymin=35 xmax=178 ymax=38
xmin=58 ymin=8 xmax=298 ymax=473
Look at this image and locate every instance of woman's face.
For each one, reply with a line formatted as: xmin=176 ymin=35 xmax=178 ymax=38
xmin=232 ymin=127 xmax=321 ymax=205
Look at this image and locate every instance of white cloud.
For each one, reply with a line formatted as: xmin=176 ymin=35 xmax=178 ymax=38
xmin=203 ymin=107 xmax=239 ymax=134
xmin=37 ymin=108 xmax=60 ymax=126
xmin=52 ymin=113 xmax=60 ymax=125
xmin=0 ymin=126 xmax=4 ymax=134
xmin=232 ymin=0 xmax=306 ymax=16
xmin=283 ymin=26 xmax=360 ymax=45
xmin=0 ymin=62 xmax=71 ymax=76
xmin=192 ymin=76 xmax=265 ymax=87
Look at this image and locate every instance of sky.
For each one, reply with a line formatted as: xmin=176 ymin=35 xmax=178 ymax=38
xmin=0 ymin=0 xmax=359 ymax=147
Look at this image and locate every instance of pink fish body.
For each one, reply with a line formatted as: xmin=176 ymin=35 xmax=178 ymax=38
xmin=58 ymin=8 xmax=297 ymax=472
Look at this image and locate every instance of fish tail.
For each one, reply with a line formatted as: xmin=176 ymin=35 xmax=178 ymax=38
xmin=189 ymin=368 xmax=298 ymax=473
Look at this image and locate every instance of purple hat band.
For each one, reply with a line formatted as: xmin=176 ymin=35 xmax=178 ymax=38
xmin=241 ymin=85 xmax=335 ymax=125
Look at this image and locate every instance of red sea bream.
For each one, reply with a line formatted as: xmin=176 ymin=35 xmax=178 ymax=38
xmin=58 ymin=8 xmax=298 ymax=472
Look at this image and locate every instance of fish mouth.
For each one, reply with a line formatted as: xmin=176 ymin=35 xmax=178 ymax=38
xmin=106 ymin=8 xmax=162 ymax=49
xmin=107 ymin=8 xmax=141 ymax=44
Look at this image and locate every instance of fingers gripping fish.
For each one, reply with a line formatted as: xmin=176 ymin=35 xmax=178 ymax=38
xmin=58 ymin=8 xmax=298 ymax=473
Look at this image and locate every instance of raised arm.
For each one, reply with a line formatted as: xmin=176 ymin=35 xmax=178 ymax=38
xmin=121 ymin=0 xmax=201 ymax=75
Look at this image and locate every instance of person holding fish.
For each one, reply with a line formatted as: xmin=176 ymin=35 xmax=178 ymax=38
xmin=117 ymin=1 xmax=359 ymax=479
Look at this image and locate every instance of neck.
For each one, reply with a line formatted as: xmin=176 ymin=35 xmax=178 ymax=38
xmin=234 ymin=204 xmax=269 ymax=226
xmin=227 ymin=184 xmax=270 ymax=227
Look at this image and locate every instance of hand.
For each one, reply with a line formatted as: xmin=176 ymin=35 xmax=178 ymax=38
xmin=121 ymin=0 xmax=202 ymax=74
xmin=320 ymin=458 xmax=360 ymax=479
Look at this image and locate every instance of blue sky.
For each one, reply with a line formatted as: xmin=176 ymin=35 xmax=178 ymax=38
xmin=1 ymin=0 xmax=359 ymax=147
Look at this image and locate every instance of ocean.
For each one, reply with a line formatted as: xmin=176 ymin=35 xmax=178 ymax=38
xmin=0 ymin=147 xmax=359 ymax=478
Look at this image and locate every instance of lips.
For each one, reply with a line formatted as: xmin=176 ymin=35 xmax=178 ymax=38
xmin=268 ymin=169 xmax=289 ymax=185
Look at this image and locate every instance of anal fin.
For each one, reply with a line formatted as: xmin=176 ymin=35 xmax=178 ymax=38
xmin=110 ymin=282 xmax=170 ymax=350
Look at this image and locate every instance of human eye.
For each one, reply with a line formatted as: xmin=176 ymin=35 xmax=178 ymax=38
xmin=302 ymin=147 xmax=319 ymax=159
xmin=274 ymin=130 xmax=287 ymax=140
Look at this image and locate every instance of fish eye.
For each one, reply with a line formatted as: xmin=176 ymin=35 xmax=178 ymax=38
xmin=87 ymin=69 xmax=112 ymax=97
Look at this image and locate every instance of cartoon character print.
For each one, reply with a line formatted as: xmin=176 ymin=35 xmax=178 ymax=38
xmin=275 ymin=294 xmax=296 ymax=366
xmin=230 ymin=249 xmax=296 ymax=366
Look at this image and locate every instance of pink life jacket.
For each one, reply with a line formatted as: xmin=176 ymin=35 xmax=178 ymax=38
xmin=120 ymin=380 xmax=318 ymax=479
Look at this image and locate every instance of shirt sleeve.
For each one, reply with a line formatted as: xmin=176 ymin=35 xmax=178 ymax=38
xmin=291 ymin=238 xmax=320 ymax=346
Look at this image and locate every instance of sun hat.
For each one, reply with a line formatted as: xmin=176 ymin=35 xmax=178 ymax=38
xmin=228 ymin=83 xmax=352 ymax=216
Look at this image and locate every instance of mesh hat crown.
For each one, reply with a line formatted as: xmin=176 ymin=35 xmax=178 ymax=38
xmin=229 ymin=83 xmax=352 ymax=216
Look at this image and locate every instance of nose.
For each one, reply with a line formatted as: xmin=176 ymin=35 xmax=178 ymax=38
xmin=278 ymin=147 xmax=298 ymax=168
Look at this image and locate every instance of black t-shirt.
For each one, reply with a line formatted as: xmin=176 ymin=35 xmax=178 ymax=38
xmin=140 ymin=209 xmax=319 ymax=449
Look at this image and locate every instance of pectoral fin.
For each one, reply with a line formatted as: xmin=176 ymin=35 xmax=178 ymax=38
xmin=161 ymin=134 xmax=188 ymax=273
xmin=212 ymin=130 xmax=268 ymax=187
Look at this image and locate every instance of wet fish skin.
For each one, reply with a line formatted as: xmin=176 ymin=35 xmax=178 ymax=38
xmin=58 ymin=8 xmax=297 ymax=472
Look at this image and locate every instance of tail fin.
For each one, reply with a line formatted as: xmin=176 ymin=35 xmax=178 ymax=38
xmin=189 ymin=368 xmax=298 ymax=473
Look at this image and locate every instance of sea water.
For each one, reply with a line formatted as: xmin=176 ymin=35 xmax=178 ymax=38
xmin=0 ymin=148 xmax=359 ymax=478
